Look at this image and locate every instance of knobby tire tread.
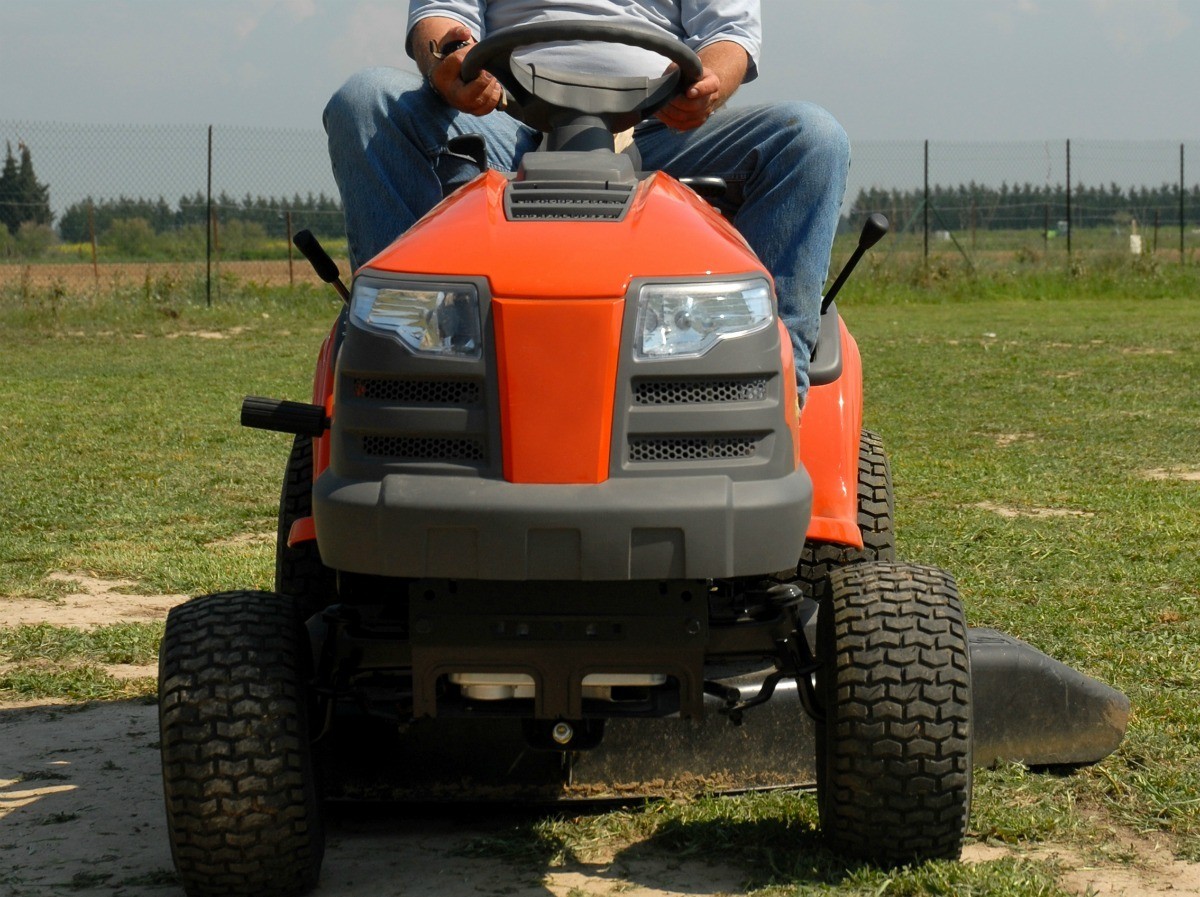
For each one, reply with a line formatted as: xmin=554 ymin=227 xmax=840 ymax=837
xmin=817 ymin=562 xmax=972 ymax=866
xmin=158 ymin=590 xmax=324 ymax=897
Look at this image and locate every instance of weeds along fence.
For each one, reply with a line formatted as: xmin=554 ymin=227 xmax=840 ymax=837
xmin=0 ymin=122 xmax=1197 ymax=292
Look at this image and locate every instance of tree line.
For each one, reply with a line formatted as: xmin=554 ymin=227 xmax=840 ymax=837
xmin=846 ymin=181 xmax=1200 ymax=232
xmin=56 ymin=191 xmax=345 ymax=243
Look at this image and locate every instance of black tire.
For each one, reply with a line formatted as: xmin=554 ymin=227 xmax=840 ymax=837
xmin=797 ymin=428 xmax=895 ymax=600
xmin=277 ymin=434 xmax=335 ymax=620
xmin=159 ymin=590 xmax=325 ymax=897
xmin=815 ymin=562 xmax=972 ymax=866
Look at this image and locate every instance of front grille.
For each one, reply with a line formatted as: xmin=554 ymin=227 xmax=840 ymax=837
xmin=633 ymin=378 xmax=768 ymax=405
xmin=353 ymin=378 xmax=481 ymax=405
xmin=506 ymin=181 xmax=635 ymax=222
xmin=628 ymin=435 xmax=761 ymax=462
xmin=362 ymin=435 xmax=485 ymax=462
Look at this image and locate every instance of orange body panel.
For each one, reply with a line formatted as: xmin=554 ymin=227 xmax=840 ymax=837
xmin=364 ymin=170 xmax=771 ymax=485
xmin=493 ymin=297 xmax=624 ymax=483
xmin=365 ymin=171 xmax=763 ymax=296
xmin=287 ymin=516 xmax=317 ymax=548
xmin=799 ymin=320 xmax=864 ymax=548
xmin=289 ymin=318 xmax=341 ymax=546
xmin=311 ymin=322 xmax=340 ymax=479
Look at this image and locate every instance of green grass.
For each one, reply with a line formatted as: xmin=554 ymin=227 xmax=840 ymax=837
xmin=2 ymin=262 xmax=1199 ymax=889
xmin=0 ymin=622 xmax=161 ymax=664
xmin=459 ymin=792 xmax=1073 ymax=895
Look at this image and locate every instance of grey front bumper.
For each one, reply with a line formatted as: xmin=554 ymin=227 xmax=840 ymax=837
xmin=312 ymin=466 xmax=813 ymax=581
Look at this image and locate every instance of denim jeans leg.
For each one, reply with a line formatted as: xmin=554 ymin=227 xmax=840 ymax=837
xmin=323 ymin=67 xmax=539 ymax=269
xmin=635 ymin=103 xmax=850 ymax=400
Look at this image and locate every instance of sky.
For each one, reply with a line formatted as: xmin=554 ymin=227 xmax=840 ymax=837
xmin=1 ymin=0 xmax=1198 ymax=142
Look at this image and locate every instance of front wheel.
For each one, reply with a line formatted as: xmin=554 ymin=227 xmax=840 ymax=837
xmin=815 ymin=562 xmax=972 ymax=865
xmin=158 ymin=590 xmax=325 ymax=897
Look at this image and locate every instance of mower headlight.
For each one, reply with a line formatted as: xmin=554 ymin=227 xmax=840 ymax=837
xmin=635 ymin=278 xmax=773 ymax=359
xmin=350 ymin=281 xmax=481 ymax=359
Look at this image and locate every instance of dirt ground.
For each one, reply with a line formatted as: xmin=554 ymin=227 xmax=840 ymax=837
xmin=2 ymin=575 xmax=1198 ymax=897
xmin=0 ymin=259 xmax=336 ymax=291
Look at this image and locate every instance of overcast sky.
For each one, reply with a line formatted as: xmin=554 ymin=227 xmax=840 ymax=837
xmin=2 ymin=0 xmax=1198 ymax=142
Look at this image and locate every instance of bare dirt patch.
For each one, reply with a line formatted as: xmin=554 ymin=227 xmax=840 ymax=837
xmin=165 ymin=325 xmax=250 ymax=340
xmin=205 ymin=531 xmax=275 ymax=549
xmin=974 ymin=501 xmax=1095 ymax=520
xmin=1143 ymin=468 xmax=1200 ymax=482
xmin=987 ymin=432 xmax=1038 ymax=448
xmin=964 ymin=839 xmax=1200 ymax=897
xmin=0 ymin=574 xmax=187 ymax=629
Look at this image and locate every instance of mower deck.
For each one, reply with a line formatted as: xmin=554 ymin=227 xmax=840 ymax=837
xmin=319 ymin=627 xmax=1129 ymax=802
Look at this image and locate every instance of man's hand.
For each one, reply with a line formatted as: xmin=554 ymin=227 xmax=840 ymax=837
xmin=655 ymin=41 xmax=749 ymax=131
xmin=655 ymin=68 xmax=722 ymax=131
xmin=416 ymin=20 xmax=505 ymax=116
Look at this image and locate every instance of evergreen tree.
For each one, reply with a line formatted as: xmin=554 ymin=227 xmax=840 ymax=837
xmin=16 ymin=143 xmax=52 ymax=228
xmin=0 ymin=142 xmax=19 ymax=235
xmin=0 ymin=141 xmax=52 ymax=234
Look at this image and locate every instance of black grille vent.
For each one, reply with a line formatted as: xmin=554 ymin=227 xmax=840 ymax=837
xmin=634 ymin=378 xmax=768 ymax=405
xmin=506 ymin=181 xmax=635 ymax=222
xmin=629 ymin=435 xmax=760 ymax=462
xmin=353 ymin=378 xmax=481 ymax=405
xmin=362 ymin=435 xmax=485 ymax=462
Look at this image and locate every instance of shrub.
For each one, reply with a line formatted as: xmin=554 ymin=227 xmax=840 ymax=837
xmin=15 ymin=222 xmax=58 ymax=259
xmin=103 ymin=218 xmax=159 ymax=257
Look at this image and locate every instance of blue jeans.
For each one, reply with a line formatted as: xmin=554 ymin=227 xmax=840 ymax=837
xmin=324 ymin=67 xmax=849 ymax=398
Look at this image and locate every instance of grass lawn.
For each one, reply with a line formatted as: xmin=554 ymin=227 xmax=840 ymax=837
xmin=1 ymin=262 xmax=1197 ymax=893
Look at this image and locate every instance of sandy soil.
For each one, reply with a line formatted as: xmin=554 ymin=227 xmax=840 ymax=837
xmin=1 ymin=573 xmax=1197 ymax=897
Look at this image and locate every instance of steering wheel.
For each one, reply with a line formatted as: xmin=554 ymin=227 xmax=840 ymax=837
xmin=460 ymin=20 xmax=704 ymax=134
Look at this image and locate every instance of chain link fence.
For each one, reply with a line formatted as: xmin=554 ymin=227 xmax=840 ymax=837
xmin=1 ymin=121 xmax=1197 ymax=289
xmin=846 ymin=139 xmax=1198 ymax=266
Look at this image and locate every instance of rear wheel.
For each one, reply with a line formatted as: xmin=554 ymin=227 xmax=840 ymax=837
xmin=159 ymin=590 xmax=325 ymax=897
xmin=277 ymin=434 xmax=335 ymax=620
xmin=815 ymin=562 xmax=972 ymax=865
xmin=797 ymin=428 xmax=895 ymax=600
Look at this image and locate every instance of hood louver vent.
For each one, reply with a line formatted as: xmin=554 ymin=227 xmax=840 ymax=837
xmin=505 ymin=180 xmax=635 ymax=222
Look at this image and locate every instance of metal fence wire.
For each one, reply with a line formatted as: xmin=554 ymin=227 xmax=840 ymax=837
xmin=1 ymin=121 xmax=1197 ymax=282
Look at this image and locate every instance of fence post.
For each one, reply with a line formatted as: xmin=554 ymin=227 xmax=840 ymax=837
xmin=212 ymin=205 xmax=221 ymax=302
xmin=1181 ymin=143 xmax=1186 ymax=265
xmin=1066 ymin=139 xmax=1072 ymax=261
xmin=286 ymin=210 xmax=294 ymax=287
xmin=1043 ymin=204 xmax=1049 ymax=255
xmin=206 ymin=125 xmax=213 ymax=306
xmin=88 ymin=200 xmax=99 ymax=285
xmin=923 ymin=139 xmax=929 ymax=264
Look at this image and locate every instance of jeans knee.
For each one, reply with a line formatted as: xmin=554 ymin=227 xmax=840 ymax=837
xmin=773 ymin=101 xmax=850 ymax=168
xmin=324 ymin=67 xmax=422 ymax=135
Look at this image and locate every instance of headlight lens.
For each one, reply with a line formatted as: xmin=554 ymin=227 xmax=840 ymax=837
xmin=636 ymin=278 xmax=773 ymax=358
xmin=351 ymin=281 xmax=481 ymax=358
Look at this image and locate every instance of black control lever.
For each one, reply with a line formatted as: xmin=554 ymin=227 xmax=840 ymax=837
xmin=820 ymin=213 xmax=889 ymax=313
xmin=293 ymin=230 xmax=350 ymax=303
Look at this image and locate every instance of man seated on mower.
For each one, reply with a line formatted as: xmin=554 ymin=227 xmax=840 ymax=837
xmin=323 ymin=0 xmax=849 ymax=404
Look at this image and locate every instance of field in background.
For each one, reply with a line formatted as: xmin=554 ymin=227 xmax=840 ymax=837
xmin=1 ymin=263 xmax=1197 ymax=894
xmin=0 ymin=258 xmax=348 ymax=291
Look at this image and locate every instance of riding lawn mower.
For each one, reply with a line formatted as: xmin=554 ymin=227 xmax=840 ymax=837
xmin=157 ymin=22 xmax=1129 ymax=897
